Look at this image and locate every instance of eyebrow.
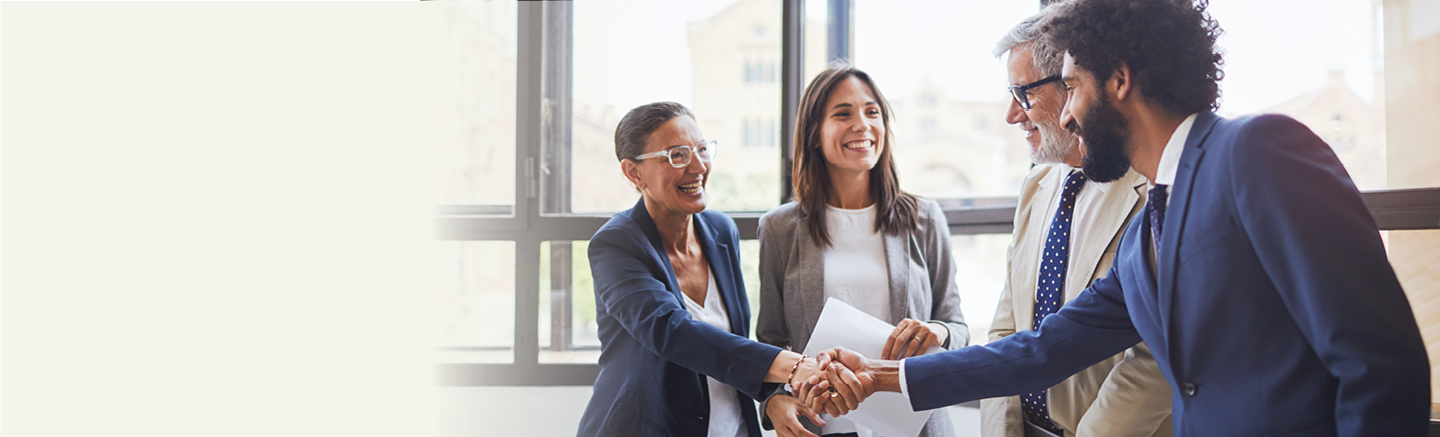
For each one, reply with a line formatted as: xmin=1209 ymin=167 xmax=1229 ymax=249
xmin=829 ymin=101 xmax=877 ymax=111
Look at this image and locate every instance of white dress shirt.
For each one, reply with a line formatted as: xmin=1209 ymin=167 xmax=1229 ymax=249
xmin=1154 ymin=113 xmax=1199 ymax=204
xmin=681 ymin=271 xmax=746 ymax=437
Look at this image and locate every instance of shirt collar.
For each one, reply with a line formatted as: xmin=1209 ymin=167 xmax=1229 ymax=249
xmin=1153 ymin=113 xmax=1199 ymax=187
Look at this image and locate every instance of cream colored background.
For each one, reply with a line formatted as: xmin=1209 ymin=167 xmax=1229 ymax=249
xmin=5 ymin=3 xmax=446 ymax=436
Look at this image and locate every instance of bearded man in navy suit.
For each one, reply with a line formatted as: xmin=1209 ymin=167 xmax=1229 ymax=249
xmin=803 ymin=1 xmax=1430 ymax=435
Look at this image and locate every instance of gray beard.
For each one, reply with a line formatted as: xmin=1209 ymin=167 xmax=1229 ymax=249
xmin=1029 ymin=122 xmax=1078 ymax=165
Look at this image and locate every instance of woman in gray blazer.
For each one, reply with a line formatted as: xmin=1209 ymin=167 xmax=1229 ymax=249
xmin=757 ymin=62 xmax=968 ymax=437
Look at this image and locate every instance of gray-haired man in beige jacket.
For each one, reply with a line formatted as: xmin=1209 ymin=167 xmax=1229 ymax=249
xmin=982 ymin=6 xmax=1173 ymax=437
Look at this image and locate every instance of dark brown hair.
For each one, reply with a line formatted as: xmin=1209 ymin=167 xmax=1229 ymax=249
xmin=792 ymin=61 xmax=918 ymax=247
xmin=615 ymin=101 xmax=694 ymax=162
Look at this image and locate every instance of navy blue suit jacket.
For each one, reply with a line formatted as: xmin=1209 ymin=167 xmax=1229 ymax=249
xmin=905 ymin=113 xmax=1429 ymax=436
xmin=578 ymin=200 xmax=783 ymax=437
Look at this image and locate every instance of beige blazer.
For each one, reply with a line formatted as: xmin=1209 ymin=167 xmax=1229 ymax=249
xmin=756 ymin=198 xmax=967 ymax=437
xmin=980 ymin=165 xmax=1173 ymax=437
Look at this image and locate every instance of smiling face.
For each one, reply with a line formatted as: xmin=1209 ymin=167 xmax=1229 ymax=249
xmin=1005 ymin=44 xmax=1080 ymax=166
xmin=1059 ymin=54 xmax=1133 ymax=183
xmin=818 ymin=76 xmax=886 ymax=178
xmin=625 ymin=115 xmax=711 ymax=217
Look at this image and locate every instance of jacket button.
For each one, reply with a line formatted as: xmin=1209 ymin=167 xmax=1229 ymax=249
xmin=1182 ymin=382 xmax=1198 ymax=397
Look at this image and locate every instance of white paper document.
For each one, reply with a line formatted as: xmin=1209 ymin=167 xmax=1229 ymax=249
xmin=802 ymin=298 xmax=940 ymax=437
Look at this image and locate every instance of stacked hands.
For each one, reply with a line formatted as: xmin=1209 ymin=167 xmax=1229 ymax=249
xmin=767 ymin=319 xmax=945 ymax=437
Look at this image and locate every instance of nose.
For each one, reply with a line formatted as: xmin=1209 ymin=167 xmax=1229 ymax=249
xmin=850 ymin=119 xmax=866 ymax=132
xmin=686 ymin=153 xmax=708 ymax=174
xmin=1005 ymin=97 xmax=1028 ymax=125
xmin=1059 ymin=99 xmax=1075 ymax=133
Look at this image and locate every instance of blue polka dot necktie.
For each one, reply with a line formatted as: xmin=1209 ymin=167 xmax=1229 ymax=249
xmin=1022 ymin=170 xmax=1085 ymax=435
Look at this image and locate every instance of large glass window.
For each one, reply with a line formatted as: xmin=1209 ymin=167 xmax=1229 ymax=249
xmin=539 ymin=241 xmax=600 ymax=364
xmin=951 ymin=234 xmax=1012 ymax=346
xmin=568 ymin=0 xmax=789 ymax=214
xmin=439 ymin=2 xmax=517 ymax=210
xmin=852 ymin=0 xmax=1038 ymax=201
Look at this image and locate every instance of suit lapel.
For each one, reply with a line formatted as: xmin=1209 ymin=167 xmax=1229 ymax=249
xmin=795 ymin=209 xmax=827 ymax=336
xmin=1158 ymin=112 xmax=1220 ymax=340
xmin=1066 ymin=170 xmax=1144 ymax=302
xmin=1016 ymin=167 xmax=1062 ymax=331
xmin=884 ymin=231 xmax=908 ymax=324
xmin=632 ymin=199 xmax=686 ymax=303
xmin=693 ymin=214 xmax=744 ymax=336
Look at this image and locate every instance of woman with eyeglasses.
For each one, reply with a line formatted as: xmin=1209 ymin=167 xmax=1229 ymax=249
xmin=578 ymin=101 xmax=829 ymax=437
xmin=756 ymin=62 xmax=968 ymax=437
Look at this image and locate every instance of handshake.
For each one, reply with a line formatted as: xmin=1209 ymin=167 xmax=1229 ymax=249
xmin=769 ymin=347 xmax=906 ymax=437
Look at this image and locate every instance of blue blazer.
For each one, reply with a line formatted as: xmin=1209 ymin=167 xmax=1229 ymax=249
xmin=578 ymin=199 xmax=783 ymax=437
xmin=904 ymin=113 xmax=1429 ymax=436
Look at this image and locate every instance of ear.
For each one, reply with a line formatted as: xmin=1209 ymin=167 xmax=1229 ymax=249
xmin=1110 ymin=62 xmax=1132 ymax=101
xmin=621 ymin=159 xmax=645 ymax=190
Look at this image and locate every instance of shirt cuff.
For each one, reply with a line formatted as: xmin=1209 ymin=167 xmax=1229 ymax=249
xmin=898 ymin=358 xmax=912 ymax=403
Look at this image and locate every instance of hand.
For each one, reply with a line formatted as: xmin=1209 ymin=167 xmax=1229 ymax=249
xmin=807 ymin=348 xmax=877 ymax=415
xmin=764 ymin=394 xmax=824 ymax=437
xmin=883 ymin=318 xmax=946 ymax=359
xmin=788 ymin=356 xmax=824 ymax=391
xmin=801 ymin=353 xmax=844 ymax=417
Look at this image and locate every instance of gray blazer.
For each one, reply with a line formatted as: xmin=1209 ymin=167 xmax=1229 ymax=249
xmin=756 ymin=197 xmax=967 ymax=437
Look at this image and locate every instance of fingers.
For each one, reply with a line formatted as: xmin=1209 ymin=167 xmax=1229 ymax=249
xmin=795 ymin=399 xmax=826 ymax=431
xmin=833 ymin=362 xmax=865 ymax=412
xmin=885 ymin=319 xmax=930 ymax=359
xmin=882 ymin=329 xmax=899 ymax=360
xmin=768 ymin=395 xmax=822 ymax=437
xmin=794 ymin=374 xmax=814 ymax=403
xmin=805 ymin=377 xmax=830 ymax=413
xmin=914 ymin=331 xmax=940 ymax=357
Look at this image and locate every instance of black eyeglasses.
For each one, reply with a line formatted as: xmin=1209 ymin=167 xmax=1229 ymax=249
xmin=1006 ymin=75 xmax=1061 ymax=110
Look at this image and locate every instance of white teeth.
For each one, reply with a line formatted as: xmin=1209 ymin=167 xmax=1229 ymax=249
xmin=844 ymin=140 xmax=873 ymax=150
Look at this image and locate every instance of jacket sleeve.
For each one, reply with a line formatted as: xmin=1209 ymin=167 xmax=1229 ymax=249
xmin=905 ymin=264 xmax=1141 ymax=412
xmin=588 ymin=226 xmax=782 ymax=399
xmin=921 ymin=200 xmax=969 ymax=348
xmin=1228 ymin=115 xmax=1429 ymax=436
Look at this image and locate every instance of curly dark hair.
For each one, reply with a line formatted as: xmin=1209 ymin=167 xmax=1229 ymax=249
xmin=1042 ymin=0 xmax=1225 ymax=114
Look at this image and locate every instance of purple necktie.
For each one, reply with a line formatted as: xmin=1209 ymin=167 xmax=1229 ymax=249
xmin=1148 ymin=184 xmax=1170 ymax=247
